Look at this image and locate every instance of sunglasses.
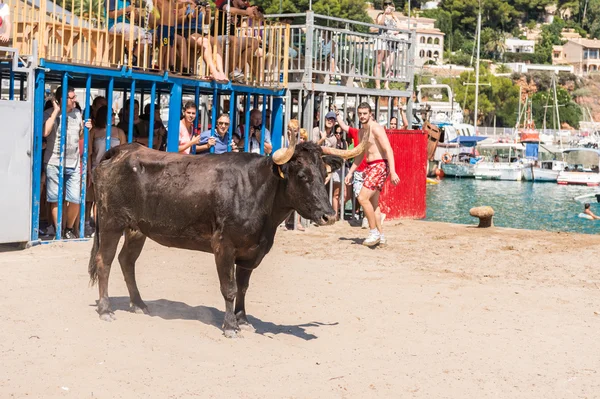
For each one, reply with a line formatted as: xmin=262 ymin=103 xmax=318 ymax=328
xmin=217 ymin=121 xmax=230 ymax=126
xmin=68 ymin=95 xmax=77 ymax=100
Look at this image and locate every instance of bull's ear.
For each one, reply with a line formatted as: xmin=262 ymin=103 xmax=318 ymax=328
xmin=272 ymin=163 xmax=289 ymax=179
xmin=322 ymin=155 xmax=343 ymax=172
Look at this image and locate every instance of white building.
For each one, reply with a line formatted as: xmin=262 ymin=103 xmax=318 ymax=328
xmin=505 ymin=38 xmax=535 ymax=54
xmin=504 ymin=63 xmax=574 ymax=74
xmin=366 ymin=4 xmax=445 ymax=67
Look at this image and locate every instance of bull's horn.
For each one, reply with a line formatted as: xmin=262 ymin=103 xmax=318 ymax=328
xmin=272 ymin=119 xmax=299 ymax=165
xmin=321 ymin=124 xmax=371 ymax=159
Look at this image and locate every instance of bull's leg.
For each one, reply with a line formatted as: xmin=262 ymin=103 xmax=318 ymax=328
xmin=215 ymin=250 xmax=240 ymax=338
xmin=118 ymin=228 xmax=148 ymax=315
xmin=234 ymin=266 xmax=254 ymax=332
xmin=94 ymin=230 xmax=123 ymax=322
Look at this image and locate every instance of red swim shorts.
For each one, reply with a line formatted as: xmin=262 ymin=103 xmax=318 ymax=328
xmin=362 ymin=159 xmax=389 ymax=191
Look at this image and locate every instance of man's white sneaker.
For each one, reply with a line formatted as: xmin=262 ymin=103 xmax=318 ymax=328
xmin=379 ymin=234 xmax=387 ymax=246
xmin=363 ymin=230 xmax=381 ymax=247
xmin=361 ymin=218 xmax=369 ymax=229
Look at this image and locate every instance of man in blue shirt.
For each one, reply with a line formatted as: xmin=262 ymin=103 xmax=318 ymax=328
xmin=197 ymin=113 xmax=238 ymax=154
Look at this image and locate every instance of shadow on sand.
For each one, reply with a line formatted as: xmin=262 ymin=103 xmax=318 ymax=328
xmin=105 ymin=296 xmax=336 ymax=340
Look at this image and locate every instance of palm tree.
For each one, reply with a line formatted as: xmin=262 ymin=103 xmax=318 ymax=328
xmin=484 ymin=31 xmax=508 ymax=61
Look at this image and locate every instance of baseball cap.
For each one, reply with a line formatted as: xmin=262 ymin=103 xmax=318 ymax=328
xmin=325 ymin=111 xmax=336 ymax=120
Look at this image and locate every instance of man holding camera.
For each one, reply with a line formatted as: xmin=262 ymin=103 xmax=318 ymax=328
xmin=43 ymin=86 xmax=92 ymax=239
xmin=235 ymin=108 xmax=272 ymax=155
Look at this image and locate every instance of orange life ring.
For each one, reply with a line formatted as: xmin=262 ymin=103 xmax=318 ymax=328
xmin=442 ymin=153 xmax=452 ymax=163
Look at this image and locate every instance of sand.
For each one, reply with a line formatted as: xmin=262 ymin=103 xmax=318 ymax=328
xmin=1 ymin=220 xmax=599 ymax=398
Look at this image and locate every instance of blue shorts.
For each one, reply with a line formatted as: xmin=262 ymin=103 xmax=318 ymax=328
xmin=46 ymin=164 xmax=81 ymax=204
xmin=158 ymin=25 xmax=176 ymax=47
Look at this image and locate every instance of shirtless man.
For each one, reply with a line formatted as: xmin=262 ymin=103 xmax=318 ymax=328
xmin=344 ymin=102 xmax=400 ymax=246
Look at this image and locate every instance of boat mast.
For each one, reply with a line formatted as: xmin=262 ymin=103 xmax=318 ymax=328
xmin=552 ymin=77 xmax=562 ymax=148
xmin=473 ymin=2 xmax=482 ymax=132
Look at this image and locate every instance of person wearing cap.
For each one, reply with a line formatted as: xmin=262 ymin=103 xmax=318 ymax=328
xmin=314 ymin=111 xmax=337 ymax=147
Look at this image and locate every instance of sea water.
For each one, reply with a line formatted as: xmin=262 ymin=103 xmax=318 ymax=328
xmin=426 ymin=179 xmax=600 ymax=234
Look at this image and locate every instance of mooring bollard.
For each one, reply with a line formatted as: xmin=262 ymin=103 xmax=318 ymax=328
xmin=469 ymin=206 xmax=495 ymax=228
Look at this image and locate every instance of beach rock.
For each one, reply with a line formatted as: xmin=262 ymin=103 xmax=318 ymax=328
xmin=470 ymin=206 xmax=495 ymax=228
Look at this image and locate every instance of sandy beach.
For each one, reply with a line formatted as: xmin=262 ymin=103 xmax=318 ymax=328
xmin=1 ymin=220 xmax=599 ymax=398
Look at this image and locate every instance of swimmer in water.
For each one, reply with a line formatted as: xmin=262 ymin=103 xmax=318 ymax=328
xmin=584 ymin=203 xmax=600 ymax=220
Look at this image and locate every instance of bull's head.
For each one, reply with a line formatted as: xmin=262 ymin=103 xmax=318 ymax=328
xmin=273 ymin=120 xmax=370 ymax=226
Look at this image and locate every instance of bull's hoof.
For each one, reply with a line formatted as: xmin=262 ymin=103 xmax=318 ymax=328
xmin=130 ymin=303 xmax=149 ymax=315
xmin=99 ymin=312 xmax=116 ymax=322
xmin=223 ymin=329 xmax=241 ymax=338
xmin=238 ymin=322 xmax=255 ymax=332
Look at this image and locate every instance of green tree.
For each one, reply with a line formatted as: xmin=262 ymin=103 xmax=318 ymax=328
xmin=444 ymin=67 xmax=520 ymax=126
xmin=534 ymin=17 xmax=566 ymax=64
xmin=511 ymin=0 xmax=555 ymax=21
xmin=312 ymin=0 xmax=372 ymax=27
xmin=63 ymin=0 xmax=105 ymax=22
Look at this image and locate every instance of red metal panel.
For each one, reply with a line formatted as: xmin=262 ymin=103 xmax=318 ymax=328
xmin=379 ymin=129 xmax=427 ymax=219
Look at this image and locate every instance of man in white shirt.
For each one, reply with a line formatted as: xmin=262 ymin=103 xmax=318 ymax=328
xmin=236 ymin=108 xmax=272 ymax=155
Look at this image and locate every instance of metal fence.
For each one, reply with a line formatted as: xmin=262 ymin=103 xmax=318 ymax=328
xmin=8 ymin=0 xmax=289 ymax=87
xmin=268 ymin=12 xmax=415 ymax=91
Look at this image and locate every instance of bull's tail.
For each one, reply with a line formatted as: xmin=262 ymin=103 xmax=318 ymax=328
xmin=88 ymin=212 xmax=100 ymax=286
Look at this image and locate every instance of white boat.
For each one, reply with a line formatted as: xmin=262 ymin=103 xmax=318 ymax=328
xmin=557 ymin=148 xmax=600 ymax=186
xmin=532 ymin=160 xmax=568 ymax=182
xmin=441 ymin=161 xmax=475 ymax=177
xmin=439 ymin=136 xmax=487 ymax=178
xmin=474 ymin=143 xmax=528 ymax=181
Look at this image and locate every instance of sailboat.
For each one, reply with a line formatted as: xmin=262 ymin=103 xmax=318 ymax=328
xmin=530 ymin=77 xmax=567 ymax=182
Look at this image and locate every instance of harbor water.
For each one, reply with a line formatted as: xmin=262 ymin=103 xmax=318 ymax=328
xmin=426 ymin=179 xmax=600 ymax=234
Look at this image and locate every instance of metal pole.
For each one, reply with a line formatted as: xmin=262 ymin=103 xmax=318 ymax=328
xmin=210 ymin=88 xmax=218 ymax=153
xmin=31 ymin=67 xmax=45 ymax=242
xmin=473 ymin=5 xmax=482 ymax=133
xmin=78 ymin=74 xmax=92 ymax=238
xmin=106 ymin=78 xmax=114 ymax=147
xmin=191 ymin=86 xmax=200 ymax=154
xmin=228 ymin=92 xmax=236 ymax=152
xmin=56 ymin=72 xmax=69 ymax=240
xmin=260 ymin=94 xmax=267 ymax=155
xmin=127 ymin=79 xmax=136 ymax=148
xmin=244 ymin=94 xmax=251 ymax=152
xmin=148 ymin=82 xmax=157 ymax=149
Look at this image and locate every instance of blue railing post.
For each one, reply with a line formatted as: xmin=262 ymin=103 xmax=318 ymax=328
xmin=79 ymin=74 xmax=92 ymax=238
xmin=192 ymin=85 xmax=200 ymax=154
xmin=210 ymin=88 xmax=218 ymax=154
xmin=128 ymin=79 xmax=136 ymax=146
xmin=244 ymin=94 xmax=251 ymax=152
xmin=31 ymin=68 xmax=46 ymax=242
xmin=55 ymin=72 xmax=69 ymax=240
xmin=106 ymin=78 xmax=114 ymax=146
xmin=260 ymin=95 xmax=267 ymax=155
xmin=166 ymin=82 xmax=183 ymax=152
xmin=148 ymin=82 xmax=156 ymax=150
xmin=272 ymin=96 xmax=284 ymax=153
xmin=228 ymin=91 xmax=236 ymax=152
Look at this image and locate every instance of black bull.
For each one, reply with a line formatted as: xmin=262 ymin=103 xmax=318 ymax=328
xmin=88 ymin=136 xmax=366 ymax=337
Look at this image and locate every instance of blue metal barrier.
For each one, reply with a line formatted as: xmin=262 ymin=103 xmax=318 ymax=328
xmin=79 ymin=75 xmax=92 ymax=238
xmin=148 ymin=82 xmax=157 ymax=150
xmin=54 ymin=72 xmax=69 ymax=240
xmin=26 ymin=61 xmax=288 ymax=244
xmin=244 ymin=95 xmax=251 ymax=153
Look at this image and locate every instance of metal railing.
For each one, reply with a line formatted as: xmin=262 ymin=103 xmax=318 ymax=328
xmin=268 ymin=12 xmax=415 ymax=89
xmin=8 ymin=0 xmax=289 ymax=87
